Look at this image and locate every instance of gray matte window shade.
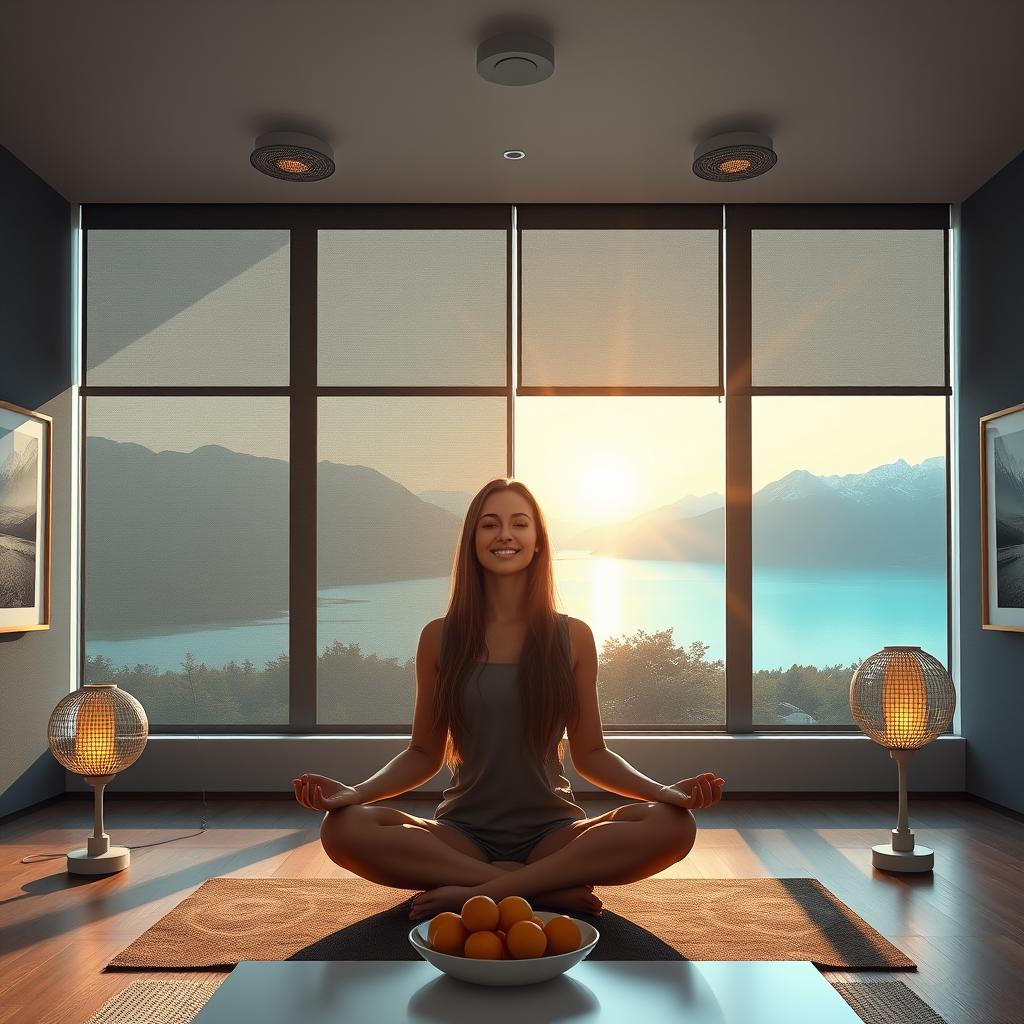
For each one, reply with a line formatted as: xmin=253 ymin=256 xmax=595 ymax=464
xmin=86 ymin=230 xmax=290 ymax=385
xmin=521 ymin=230 xmax=720 ymax=388
xmin=751 ymin=230 xmax=945 ymax=387
xmin=318 ymin=230 xmax=507 ymax=386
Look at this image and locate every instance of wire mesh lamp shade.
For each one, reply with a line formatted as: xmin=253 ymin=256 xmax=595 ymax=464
xmin=849 ymin=647 xmax=955 ymax=872
xmin=849 ymin=646 xmax=955 ymax=749
xmin=47 ymin=684 xmax=149 ymax=874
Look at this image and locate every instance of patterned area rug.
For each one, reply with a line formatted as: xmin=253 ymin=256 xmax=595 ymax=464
xmin=86 ymin=978 xmax=947 ymax=1024
xmin=107 ymin=876 xmax=914 ymax=971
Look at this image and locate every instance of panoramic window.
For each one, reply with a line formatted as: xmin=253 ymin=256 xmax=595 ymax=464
xmin=80 ymin=210 xmax=949 ymax=735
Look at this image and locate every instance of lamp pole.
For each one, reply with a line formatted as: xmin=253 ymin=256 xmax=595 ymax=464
xmin=67 ymin=774 xmax=130 ymax=875
xmin=871 ymin=748 xmax=934 ymax=872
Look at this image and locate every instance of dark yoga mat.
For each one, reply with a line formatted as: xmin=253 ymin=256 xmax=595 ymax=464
xmin=290 ymin=897 xmax=683 ymax=962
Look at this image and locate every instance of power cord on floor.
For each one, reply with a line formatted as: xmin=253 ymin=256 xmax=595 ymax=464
xmin=18 ymin=662 xmax=210 ymax=865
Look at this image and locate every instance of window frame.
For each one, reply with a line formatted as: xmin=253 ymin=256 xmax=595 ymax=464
xmin=79 ymin=202 xmax=951 ymax=736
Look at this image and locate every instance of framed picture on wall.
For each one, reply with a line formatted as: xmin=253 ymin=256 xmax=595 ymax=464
xmin=981 ymin=401 xmax=1024 ymax=632
xmin=0 ymin=399 xmax=52 ymax=633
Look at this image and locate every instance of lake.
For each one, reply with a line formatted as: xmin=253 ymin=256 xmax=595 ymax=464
xmin=86 ymin=554 xmax=949 ymax=673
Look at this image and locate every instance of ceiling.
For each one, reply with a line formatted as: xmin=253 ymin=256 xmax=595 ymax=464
xmin=2 ymin=1 xmax=1022 ymax=205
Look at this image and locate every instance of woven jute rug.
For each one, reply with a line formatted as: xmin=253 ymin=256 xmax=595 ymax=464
xmin=107 ymin=877 xmax=914 ymax=971
xmin=86 ymin=978 xmax=946 ymax=1024
xmin=832 ymin=982 xmax=948 ymax=1024
xmin=87 ymin=979 xmax=226 ymax=1024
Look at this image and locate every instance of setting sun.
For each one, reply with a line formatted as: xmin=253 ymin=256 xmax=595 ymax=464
xmin=578 ymin=453 xmax=637 ymax=521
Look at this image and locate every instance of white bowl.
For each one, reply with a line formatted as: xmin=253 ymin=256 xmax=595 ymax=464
xmin=409 ymin=909 xmax=600 ymax=987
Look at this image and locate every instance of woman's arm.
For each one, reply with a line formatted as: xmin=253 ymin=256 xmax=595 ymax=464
xmin=294 ymin=619 xmax=447 ymax=810
xmin=566 ymin=618 xmax=725 ymax=809
xmin=350 ymin=746 xmax=442 ymax=804
xmin=573 ymin=745 xmax=671 ymax=803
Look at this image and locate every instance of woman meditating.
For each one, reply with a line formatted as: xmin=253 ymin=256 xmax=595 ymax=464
xmin=293 ymin=478 xmax=725 ymax=922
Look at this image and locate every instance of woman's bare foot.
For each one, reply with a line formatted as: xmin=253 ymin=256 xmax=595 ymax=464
xmin=534 ymin=885 xmax=603 ymax=916
xmin=488 ymin=861 xmax=602 ymax=914
xmin=408 ymin=883 xmax=602 ymax=921
xmin=409 ymin=885 xmax=477 ymax=921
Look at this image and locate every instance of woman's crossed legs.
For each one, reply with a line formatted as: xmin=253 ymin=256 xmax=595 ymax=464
xmin=319 ymin=800 xmax=696 ymax=921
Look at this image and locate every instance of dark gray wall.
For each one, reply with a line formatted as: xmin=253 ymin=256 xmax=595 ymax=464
xmin=959 ymin=148 xmax=1024 ymax=815
xmin=0 ymin=144 xmax=72 ymax=818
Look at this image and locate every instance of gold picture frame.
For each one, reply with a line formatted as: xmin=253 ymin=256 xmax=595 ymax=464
xmin=0 ymin=398 xmax=52 ymax=633
xmin=980 ymin=400 xmax=1024 ymax=632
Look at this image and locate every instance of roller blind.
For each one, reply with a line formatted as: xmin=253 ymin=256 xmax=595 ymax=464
xmin=520 ymin=229 xmax=720 ymax=388
xmin=751 ymin=230 xmax=946 ymax=387
xmin=86 ymin=230 xmax=290 ymax=385
xmin=318 ymin=230 xmax=507 ymax=386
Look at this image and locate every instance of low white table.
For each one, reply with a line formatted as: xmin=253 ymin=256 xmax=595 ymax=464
xmin=192 ymin=960 xmax=862 ymax=1023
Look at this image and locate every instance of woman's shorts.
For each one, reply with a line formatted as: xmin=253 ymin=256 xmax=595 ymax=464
xmin=435 ymin=816 xmax=578 ymax=864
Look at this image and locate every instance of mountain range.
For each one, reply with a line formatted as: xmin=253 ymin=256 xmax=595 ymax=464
xmin=85 ymin=438 xmax=947 ymax=632
xmin=0 ymin=439 xmax=39 ymax=540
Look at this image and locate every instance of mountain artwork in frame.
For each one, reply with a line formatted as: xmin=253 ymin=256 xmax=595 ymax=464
xmin=981 ymin=401 xmax=1024 ymax=632
xmin=0 ymin=399 xmax=52 ymax=632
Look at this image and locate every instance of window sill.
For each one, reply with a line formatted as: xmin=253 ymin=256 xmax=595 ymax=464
xmin=67 ymin=733 xmax=966 ymax=794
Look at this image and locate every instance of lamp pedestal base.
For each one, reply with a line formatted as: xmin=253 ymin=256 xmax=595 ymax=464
xmin=67 ymin=846 xmax=131 ymax=875
xmin=872 ymin=843 xmax=934 ymax=872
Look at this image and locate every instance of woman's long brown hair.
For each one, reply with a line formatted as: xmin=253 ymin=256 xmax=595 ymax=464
xmin=432 ymin=478 xmax=580 ymax=774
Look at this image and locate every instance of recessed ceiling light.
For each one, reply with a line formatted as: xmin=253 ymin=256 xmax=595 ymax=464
xmin=692 ymin=132 xmax=777 ymax=182
xmin=251 ymin=131 xmax=335 ymax=182
xmin=503 ymin=150 xmax=526 ymax=160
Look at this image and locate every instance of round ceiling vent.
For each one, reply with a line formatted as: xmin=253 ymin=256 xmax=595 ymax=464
xmin=250 ymin=131 xmax=335 ymax=182
xmin=477 ymin=33 xmax=554 ymax=86
xmin=692 ymin=131 xmax=777 ymax=182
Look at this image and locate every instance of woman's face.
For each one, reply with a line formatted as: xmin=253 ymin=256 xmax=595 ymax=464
xmin=474 ymin=491 xmax=539 ymax=574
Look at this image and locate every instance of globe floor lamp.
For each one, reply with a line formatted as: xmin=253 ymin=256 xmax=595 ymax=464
xmin=849 ymin=647 xmax=956 ymax=872
xmin=47 ymin=683 xmax=149 ymax=875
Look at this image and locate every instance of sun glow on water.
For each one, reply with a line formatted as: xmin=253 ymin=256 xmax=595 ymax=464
xmin=589 ymin=557 xmax=625 ymax=641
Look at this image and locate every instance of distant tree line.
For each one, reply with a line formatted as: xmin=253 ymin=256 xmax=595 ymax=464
xmin=85 ymin=627 xmax=859 ymax=729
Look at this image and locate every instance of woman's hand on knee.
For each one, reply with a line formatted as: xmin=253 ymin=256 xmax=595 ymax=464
xmin=292 ymin=773 xmax=360 ymax=812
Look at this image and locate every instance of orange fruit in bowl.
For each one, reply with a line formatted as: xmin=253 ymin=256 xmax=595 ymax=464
xmin=498 ymin=895 xmax=534 ymax=932
xmin=464 ymin=930 xmax=504 ymax=960
xmin=529 ymin=914 xmax=546 ymax=929
xmin=460 ymin=895 xmax=500 ymax=933
xmin=543 ymin=914 xmax=582 ymax=955
xmin=506 ymin=919 xmax=547 ymax=959
xmin=427 ymin=912 xmax=467 ymax=953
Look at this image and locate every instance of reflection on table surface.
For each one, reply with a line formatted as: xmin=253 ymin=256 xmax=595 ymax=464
xmin=193 ymin=960 xmax=861 ymax=1024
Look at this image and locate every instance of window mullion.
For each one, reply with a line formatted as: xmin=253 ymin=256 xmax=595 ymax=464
xmin=724 ymin=215 xmax=753 ymax=732
xmin=290 ymin=229 xmax=317 ymax=731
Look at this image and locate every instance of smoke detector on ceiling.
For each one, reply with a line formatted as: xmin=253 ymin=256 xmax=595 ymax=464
xmin=477 ymin=33 xmax=554 ymax=86
xmin=250 ymin=131 xmax=335 ymax=182
xmin=692 ymin=132 xmax=777 ymax=182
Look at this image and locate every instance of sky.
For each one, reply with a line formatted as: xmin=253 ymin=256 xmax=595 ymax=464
xmin=87 ymin=393 xmax=945 ymax=529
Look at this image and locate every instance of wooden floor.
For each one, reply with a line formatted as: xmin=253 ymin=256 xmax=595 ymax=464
xmin=2 ymin=796 xmax=1022 ymax=1024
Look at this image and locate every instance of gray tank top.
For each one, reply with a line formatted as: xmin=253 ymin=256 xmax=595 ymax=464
xmin=434 ymin=613 xmax=586 ymax=841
